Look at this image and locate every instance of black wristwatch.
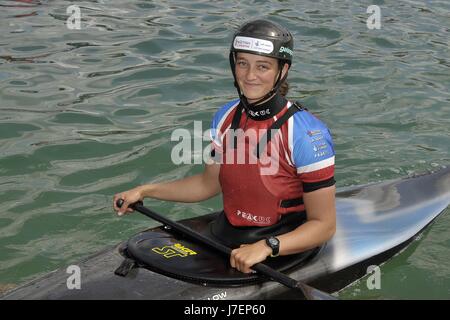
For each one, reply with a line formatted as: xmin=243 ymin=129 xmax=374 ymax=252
xmin=265 ymin=236 xmax=280 ymax=257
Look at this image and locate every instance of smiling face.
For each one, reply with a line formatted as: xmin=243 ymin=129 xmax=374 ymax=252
xmin=234 ymin=52 xmax=289 ymax=104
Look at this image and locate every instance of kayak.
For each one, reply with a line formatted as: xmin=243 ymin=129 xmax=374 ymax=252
xmin=1 ymin=166 xmax=449 ymax=300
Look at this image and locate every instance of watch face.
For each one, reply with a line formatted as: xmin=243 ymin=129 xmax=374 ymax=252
xmin=269 ymin=238 xmax=278 ymax=246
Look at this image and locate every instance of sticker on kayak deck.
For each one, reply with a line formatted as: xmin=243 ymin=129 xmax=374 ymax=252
xmin=152 ymin=243 xmax=198 ymax=258
xmin=233 ymin=36 xmax=274 ymax=54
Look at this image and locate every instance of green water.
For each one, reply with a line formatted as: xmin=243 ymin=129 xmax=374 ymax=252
xmin=0 ymin=0 xmax=449 ymax=299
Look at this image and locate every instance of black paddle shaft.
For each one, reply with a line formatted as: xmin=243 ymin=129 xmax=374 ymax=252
xmin=116 ymin=199 xmax=336 ymax=300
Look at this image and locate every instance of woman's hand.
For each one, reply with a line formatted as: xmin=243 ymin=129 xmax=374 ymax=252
xmin=230 ymin=240 xmax=272 ymax=273
xmin=113 ymin=187 xmax=144 ymax=216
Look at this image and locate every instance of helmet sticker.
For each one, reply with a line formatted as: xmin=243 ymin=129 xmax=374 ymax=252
xmin=233 ymin=36 xmax=274 ymax=54
xmin=279 ymin=46 xmax=293 ymax=56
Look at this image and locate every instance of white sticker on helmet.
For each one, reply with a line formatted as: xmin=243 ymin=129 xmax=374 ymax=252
xmin=233 ymin=36 xmax=274 ymax=54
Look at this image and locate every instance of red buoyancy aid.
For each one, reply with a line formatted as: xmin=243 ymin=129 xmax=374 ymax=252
xmin=211 ymin=98 xmax=335 ymax=227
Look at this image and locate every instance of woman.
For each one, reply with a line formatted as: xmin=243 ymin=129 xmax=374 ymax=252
xmin=113 ymin=19 xmax=336 ymax=274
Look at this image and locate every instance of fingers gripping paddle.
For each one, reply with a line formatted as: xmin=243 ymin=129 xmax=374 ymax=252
xmin=116 ymin=199 xmax=337 ymax=300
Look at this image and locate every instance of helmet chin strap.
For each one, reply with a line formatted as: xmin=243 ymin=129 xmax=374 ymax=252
xmin=229 ymin=52 xmax=288 ymax=112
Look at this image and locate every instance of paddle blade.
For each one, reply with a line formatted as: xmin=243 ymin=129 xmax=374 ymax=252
xmin=296 ymin=282 xmax=338 ymax=300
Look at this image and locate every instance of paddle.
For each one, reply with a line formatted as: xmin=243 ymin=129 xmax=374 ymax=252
xmin=116 ymin=199 xmax=337 ymax=300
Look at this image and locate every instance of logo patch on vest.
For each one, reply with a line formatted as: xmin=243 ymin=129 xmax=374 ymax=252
xmin=236 ymin=209 xmax=271 ymax=224
xmin=248 ymin=108 xmax=271 ymax=118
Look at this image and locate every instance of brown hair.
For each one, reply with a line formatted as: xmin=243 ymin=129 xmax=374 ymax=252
xmin=280 ymin=80 xmax=289 ymax=97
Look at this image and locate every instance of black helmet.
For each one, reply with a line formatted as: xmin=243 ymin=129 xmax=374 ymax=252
xmin=229 ymin=19 xmax=293 ymax=109
xmin=230 ymin=19 xmax=294 ymax=65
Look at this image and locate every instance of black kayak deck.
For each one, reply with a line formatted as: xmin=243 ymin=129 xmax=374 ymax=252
xmin=118 ymin=213 xmax=319 ymax=286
